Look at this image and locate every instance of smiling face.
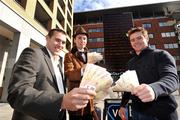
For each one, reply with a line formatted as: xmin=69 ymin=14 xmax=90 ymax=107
xmin=46 ymin=31 xmax=66 ymax=57
xmin=129 ymin=31 xmax=149 ymax=55
xmin=74 ymin=34 xmax=87 ymax=50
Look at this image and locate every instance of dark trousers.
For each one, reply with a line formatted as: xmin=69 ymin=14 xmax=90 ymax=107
xmin=131 ymin=109 xmax=178 ymax=120
xmin=69 ymin=114 xmax=93 ymax=120
xmin=132 ymin=110 xmax=157 ymax=120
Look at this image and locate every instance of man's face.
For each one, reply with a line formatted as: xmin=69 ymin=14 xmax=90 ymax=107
xmin=129 ymin=31 xmax=149 ymax=54
xmin=74 ymin=34 xmax=87 ymax=50
xmin=46 ymin=31 xmax=66 ymax=56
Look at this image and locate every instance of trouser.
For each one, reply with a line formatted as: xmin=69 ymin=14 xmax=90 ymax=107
xmin=131 ymin=109 xmax=178 ymax=120
xmin=131 ymin=110 xmax=157 ymax=120
xmin=69 ymin=114 xmax=93 ymax=120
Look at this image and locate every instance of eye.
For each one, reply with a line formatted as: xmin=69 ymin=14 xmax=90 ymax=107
xmin=77 ymin=36 xmax=82 ymax=39
xmin=130 ymin=38 xmax=135 ymax=42
xmin=55 ymin=39 xmax=66 ymax=44
xmin=61 ymin=41 xmax=66 ymax=44
xmin=137 ymin=36 xmax=142 ymax=40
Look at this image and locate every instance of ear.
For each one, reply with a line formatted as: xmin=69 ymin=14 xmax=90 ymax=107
xmin=145 ymin=35 xmax=149 ymax=42
xmin=73 ymin=38 xmax=76 ymax=44
xmin=45 ymin=35 xmax=49 ymax=41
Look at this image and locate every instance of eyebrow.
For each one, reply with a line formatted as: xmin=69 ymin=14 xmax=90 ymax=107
xmin=55 ymin=38 xmax=66 ymax=44
xmin=130 ymin=36 xmax=142 ymax=42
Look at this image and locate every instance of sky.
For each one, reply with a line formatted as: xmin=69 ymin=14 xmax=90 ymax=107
xmin=74 ymin=0 xmax=178 ymax=12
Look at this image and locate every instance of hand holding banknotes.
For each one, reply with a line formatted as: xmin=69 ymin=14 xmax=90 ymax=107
xmin=80 ymin=64 xmax=113 ymax=102
xmin=131 ymin=83 xmax=155 ymax=102
xmin=61 ymin=87 xmax=96 ymax=111
xmin=112 ymin=70 xmax=139 ymax=92
xmin=112 ymin=70 xmax=155 ymax=102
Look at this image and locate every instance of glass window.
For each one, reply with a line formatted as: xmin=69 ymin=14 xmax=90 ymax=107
xmin=149 ymin=45 xmax=156 ymax=49
xmin=88 ymin=29 xmax=93 ymax=33
xmin=161 ymin=33 xmax=166 ymax=37
xmin=170 ymin=32 xmax=175 ymax=37
xmin=142 ymin=23 xmax=152 ymax=28
xmin=88 ymin=38 xmax=104 ymax=42
xmin=166 ymin=32 xmax=171 ymax=37
xmin=164 ymin=44 xmax=168 ymax=48
xmin=159 ymin=22 xmax=170 ymax=27
xmin=161 ymin=32 xmax=176 ymax=37
xmin=97 ymin=38 xmax=104 ymax=42
xmin=148 ymin=33 xmax=154 ymax=39
xmin=87 ymin=17 xmax=103 ymax=23
xmin=169 ymin=44 xmax=173 ymax=48
xmin=89 ymin=48 xmax=96 ymax=52
xmin=173 ymin=43 xmax=178 ymax=48
xmin=89 ymin=48 xmax=104 ymax=53
xmin=174 ymin=56 xmax=180 ymax=60
xmin=88 ymin=38 xmax=92 ymax=42
xmin=15 ymin=0 xmax=27 ymax=9
xmin=88 ymin=28 xmax=103 ymax=33
xmin=164 ymin=43 xmax=179 ymax=49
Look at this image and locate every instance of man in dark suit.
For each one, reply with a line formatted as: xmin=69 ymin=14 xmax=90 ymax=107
xmin=7 ymin=28 xmax=96 ymax=120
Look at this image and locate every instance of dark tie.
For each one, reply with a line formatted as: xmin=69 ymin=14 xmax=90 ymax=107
xmin=58 ymin=57 xmax=63 ymax=75
xmin=79 ymin=52 xmax=86 ymax=63
xmin=58 ymin=57 xmax=66 ymax=93
xmin=79 ymin=51 xmax=84 ymax=55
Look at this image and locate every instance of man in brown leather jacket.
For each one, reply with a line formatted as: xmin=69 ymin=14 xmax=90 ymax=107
xmin=64 ymin=26 xmax=98 ymax=120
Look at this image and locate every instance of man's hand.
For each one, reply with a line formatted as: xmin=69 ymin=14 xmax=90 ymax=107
xmin=82 ymin=64 xmax=87 ymax=72
xmin=119 ymin=107 xmax=127 ymax=120
xmin=61 ymin=87 xmax=96 ymax=111
xmin=131 ymin=84 xmax=155 ymax=102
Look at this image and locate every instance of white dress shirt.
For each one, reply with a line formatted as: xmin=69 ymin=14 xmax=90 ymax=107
xmin=46 ymin=48 xmax=64 ymax=94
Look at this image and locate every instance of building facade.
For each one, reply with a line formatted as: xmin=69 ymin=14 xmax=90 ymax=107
xmin=74 ymin=1 xmax=180 ymax=80
xmin=0 ymin=0 xmax=74 ymax=102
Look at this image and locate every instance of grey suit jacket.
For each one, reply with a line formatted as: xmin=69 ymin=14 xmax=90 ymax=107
xmin=7 ymin=47 xmax=66 ymax=120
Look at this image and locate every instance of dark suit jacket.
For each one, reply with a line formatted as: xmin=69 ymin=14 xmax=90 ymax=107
xmin=7 ymin=47 xmax=66 ymax=120
xmin=121 ymin=47 xmax=179 ymax=120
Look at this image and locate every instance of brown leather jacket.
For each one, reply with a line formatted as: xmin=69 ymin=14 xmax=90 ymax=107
xmin=64 ymin=46 xmax=96 ymax=116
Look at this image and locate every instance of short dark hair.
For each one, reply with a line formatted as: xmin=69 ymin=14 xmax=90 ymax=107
xmin=127 ymin=27 xmax=148 ymax=39
xmin=47 ymin=29 xmax=67 ymax=38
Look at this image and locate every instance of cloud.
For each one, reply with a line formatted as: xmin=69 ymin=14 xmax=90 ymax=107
xmin=74 ymin=0 xmax=108 ymax=12
xmin=74 ymin=0 xmax=176 ymax=12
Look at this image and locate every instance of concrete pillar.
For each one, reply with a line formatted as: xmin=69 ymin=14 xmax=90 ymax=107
xmin=0 ymin=32 xmax=20 ymax=102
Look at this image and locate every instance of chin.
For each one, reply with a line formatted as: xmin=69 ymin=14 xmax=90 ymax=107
xmin=54 ymin=52 xmax=61 ymax=56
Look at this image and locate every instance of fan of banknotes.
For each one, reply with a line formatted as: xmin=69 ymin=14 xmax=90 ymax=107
xmin=112 ymin=70 xmax=139 ymax=92
xmin=87 ymin=52 xmax=103 ymax=64
xmin=80 ymin=64 xmax=113 ymax=101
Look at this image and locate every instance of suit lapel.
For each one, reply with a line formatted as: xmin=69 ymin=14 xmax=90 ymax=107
xmin=58 ymin=57 xmax=67 ymax=93
xmin=58 ymin=57 xmax=64 ymax=79
xmin=71 ymin=46 xmax=88 ymax=64
xmin=75 ymin=51 xmax=88 ymax=64
xmin=41 ymin=47 xmax=59 ymax=92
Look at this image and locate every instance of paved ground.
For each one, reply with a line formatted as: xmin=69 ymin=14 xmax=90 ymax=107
xmin=0 ymin=103 xmax=13 ymax=120
xmin=0 ymin=91 xmax=179 ymax=120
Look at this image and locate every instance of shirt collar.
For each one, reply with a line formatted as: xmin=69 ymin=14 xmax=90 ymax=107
xmin=78 ymin=48 xmax=84 ymax=52
xmin=137 ymin=47 xmax=153 ymax=57
xmin=45 ymin=47 xmax=60 ymax=63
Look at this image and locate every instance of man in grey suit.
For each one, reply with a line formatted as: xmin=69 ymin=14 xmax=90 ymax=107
xmin=7 ymin=29 xmax=96 ymax=120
